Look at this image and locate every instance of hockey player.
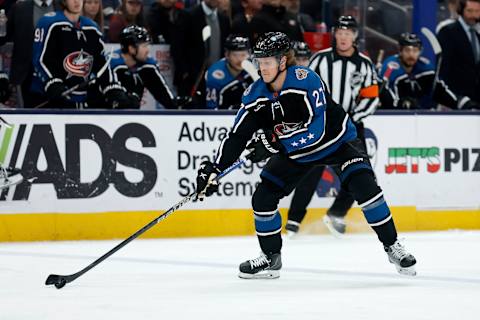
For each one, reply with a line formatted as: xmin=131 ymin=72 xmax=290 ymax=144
xmin=112 ymin=25 xmax=177 ymax=109
xmin=31 ymin=0 xmax=130 ymax=109
xmin=291 ymin=41 xmax=311 ymax=67
xmin=195 ymin=32 xmax=417 ymax=279
xmin=286 ymin=16 xmax=380 ymax=237
xmin=380 ymin=32 xmax=479 ymax=109
xmin=205 ymin=34 xmax=253 ymax=109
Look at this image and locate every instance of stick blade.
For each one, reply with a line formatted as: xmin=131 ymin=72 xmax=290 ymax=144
xmin=241 ymin=60 xmax=260 ymax=81
xmin=45 ymin=274 xmax=68 ymax=289
xmin=421 ymin=27 xmax=442 ymax=55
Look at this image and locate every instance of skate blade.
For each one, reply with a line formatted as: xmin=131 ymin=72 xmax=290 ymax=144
xmin=395 ymin=264 xmax=417 ymax=276
xmin=322 ymin=216 xmax=345 ymax=238
xmin=238 ymin=270 xmax=280 ymax=279
xmin=0 ymin=174 xmax=23 ymax=191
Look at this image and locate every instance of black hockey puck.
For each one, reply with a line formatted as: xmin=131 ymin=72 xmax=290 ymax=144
xmin=55 ymin=279 xmax=67 ymax=289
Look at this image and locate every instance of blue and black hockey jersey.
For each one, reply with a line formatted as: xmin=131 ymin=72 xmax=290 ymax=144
xmin=214 ymin=65 xmax=357 ymax=170
xmin=205 ymin=58 xmax=253 ymax=109
xmin=31 ymin=11 xmax=114 ymax=103
xmin=110 ymin=49 xmax=175 ymax=108
xmin=380 ymin=54 xmax=459 ymax=109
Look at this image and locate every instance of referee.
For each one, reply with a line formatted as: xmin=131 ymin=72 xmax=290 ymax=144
xmin=286 ymin=15 xmax=380 ymax=236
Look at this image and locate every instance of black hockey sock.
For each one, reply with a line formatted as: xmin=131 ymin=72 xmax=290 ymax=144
xmin=258 ymin=233 xmax=282 ymax=255
xmin=371 ymin=218 xmax=397 ymax=247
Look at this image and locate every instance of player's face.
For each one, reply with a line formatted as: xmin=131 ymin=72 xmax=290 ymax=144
xmin=64 ymin=0 xmax=83 ymax=14
xmin=125 ymin=0 xmax=142 ymax=16
xmin=399 ymin=46 xmax=421 ymax=68
xmin=296 ymin=56 xmax=309 ymax=67
xmin=255 ymin=56 xmax=280 ymax=82
xmin=334 ymin=29 xmax=356 ymax=52
xmin=463 ymin=1 xmax=480 ymax=25
xmin=227 ymin=50 xmax=249 ymax=71
xmin=134 ymin=42 xmax=150 ymax=62
xmin=83 ymin=0 xmax=100 ymax=18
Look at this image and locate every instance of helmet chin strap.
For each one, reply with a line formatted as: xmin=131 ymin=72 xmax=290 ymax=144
xmin=130 ymin=46 xmax=142 ymax=64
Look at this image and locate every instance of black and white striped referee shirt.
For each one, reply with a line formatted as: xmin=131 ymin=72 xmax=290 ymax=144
xmin=309 ymin=47 xmax=380 ymax=122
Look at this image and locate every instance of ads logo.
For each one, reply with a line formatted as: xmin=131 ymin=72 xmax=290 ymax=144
xmin=386 ymin=147 xmax=480 ymax=174
xmin=0 ymin=122 xmax=157 ymax=200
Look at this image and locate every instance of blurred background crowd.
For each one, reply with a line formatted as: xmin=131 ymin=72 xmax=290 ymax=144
xmin=0 ymin=0 xmax=479 ymax=111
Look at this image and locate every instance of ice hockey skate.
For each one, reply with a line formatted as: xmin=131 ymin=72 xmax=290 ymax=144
xmin=384 ymin=240 xmax=417 ymax=276
xmin=238 ymin=252 xmax=282 ymax=279
xmin=322 ymin=213 xmax=346 ymax=237
xmin=0 ymin=166 xmax=23 ymax=190
xmin=285 ymin=220 xmax=300 ymax=238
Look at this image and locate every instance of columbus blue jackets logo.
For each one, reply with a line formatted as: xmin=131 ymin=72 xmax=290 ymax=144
xmin=63 ymin=50 xmax=94 ymax=78
xmin=274 ymin=121 xmax=304 ymax=136
xmin=295 ymin=68 xmax=309 ymax=80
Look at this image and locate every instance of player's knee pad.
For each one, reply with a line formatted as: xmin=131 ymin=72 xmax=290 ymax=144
xmin=252 ymin=179 xmax=283 ymax=237
xmin=252 ymin=178 xmax=283 ymax=212
xmin=348 ymin=170 xmax=392 ymax=227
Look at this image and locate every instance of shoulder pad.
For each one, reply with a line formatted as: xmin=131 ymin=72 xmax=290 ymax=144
xmin=358 ymin=51 xmax=374 ymax=64
xmin=419 ymin=56 xmax=431 ymax=65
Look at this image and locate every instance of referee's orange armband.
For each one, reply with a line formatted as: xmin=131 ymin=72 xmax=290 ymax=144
xmin=359 ymin=84 xmax=379 ymax=98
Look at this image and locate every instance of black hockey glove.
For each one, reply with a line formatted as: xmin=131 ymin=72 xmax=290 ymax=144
xmin=463 ymin=99 xmax=480 ymax=110
xmin=399 ymin=97 xmax=418 ymax=109
xmin=195 ymin=161 xmax=221 ymax=201
xmin=105 ymin=88 xmax=132 ymax=109
xmin=45 ymin=79 xmax=69 ymax=101
xmin=246 ymin=131 xmax=283 ymax=163
xmin=175 ymin=96 xmax=192 ymax=109
xmin=0 ymin=73 xmax=10 ymax=103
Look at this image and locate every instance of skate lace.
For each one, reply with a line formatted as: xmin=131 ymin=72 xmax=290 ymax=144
xmin=390 ymin=241 xmax=409 ymax=260
xmin=249 ymin=254 xmax=269 ymax=269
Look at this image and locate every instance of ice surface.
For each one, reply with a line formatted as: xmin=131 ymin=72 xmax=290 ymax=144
xmin=1 ymin=231 xmax=479 ymax=320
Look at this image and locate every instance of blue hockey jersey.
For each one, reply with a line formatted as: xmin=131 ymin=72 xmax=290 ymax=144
xmin=380 ymin=54 xmax=458 ymax=109
xmin=110 ymin=49 xmax=175 ymax=108
xmin=205 ymin=58 xmax=253 ymax=109
xmin=214 ymin=66 xmax=357 ymax=170
xmin=31 ymin=11 xmax=112 ymax=103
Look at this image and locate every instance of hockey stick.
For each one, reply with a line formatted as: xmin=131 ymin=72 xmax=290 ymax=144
xmin=0 ymin=116 xmax=12 ymax=128
xmin=241 ymin=59 xmax=260 ymax=81
xmin=34 ymin=48 xmax=114 ymax=109
xmin=375 ymin=49 xmax=384 ymax=72
xmin=45 ymin=155 xmax=249 ymax=289
xmin=421 ymin=27 xmax=442 ymax=94
xmin=378 ymin=61 xmax=398 ymax=94
xmin=189 ymin=25 xmax=212 ymax=98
